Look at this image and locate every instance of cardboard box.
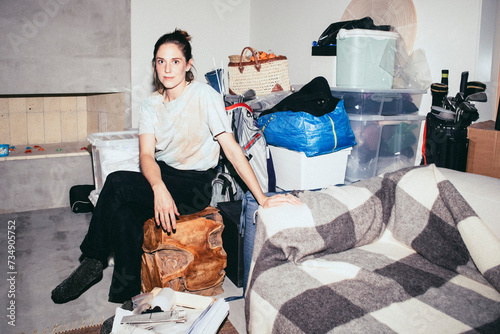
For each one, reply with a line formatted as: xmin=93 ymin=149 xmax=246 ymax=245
xmin=269 ymin=145 xmax=352 ymax=190
xmin=466 ymin=120 xmax=500 ymax=179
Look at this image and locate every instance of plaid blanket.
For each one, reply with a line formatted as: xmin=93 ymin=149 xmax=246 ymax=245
xmin=246 ymin=165 xmax=500 ymax=333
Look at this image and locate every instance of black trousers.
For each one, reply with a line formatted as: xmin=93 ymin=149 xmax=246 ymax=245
xmin=80 ymin=161 xmax=215 ymax=303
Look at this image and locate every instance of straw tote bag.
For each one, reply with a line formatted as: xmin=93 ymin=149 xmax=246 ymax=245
xmin=228 ymin=47 xmax=291 ymax=96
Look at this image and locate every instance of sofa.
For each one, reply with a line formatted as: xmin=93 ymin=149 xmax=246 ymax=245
xmin=244 ymin=165 xmax=500 ymax=333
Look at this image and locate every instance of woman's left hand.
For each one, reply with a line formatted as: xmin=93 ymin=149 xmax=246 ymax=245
xmin=152 ymin=183 xmax=179 ymax=233
xmin=260 ymin=193 xmax=302 ymax=208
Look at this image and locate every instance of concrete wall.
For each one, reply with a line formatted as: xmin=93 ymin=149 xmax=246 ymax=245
xmin=0 ymin=154 xmax=94 ymax=214
xmin=0 ymin=0 xmax=131 ymax=95
xmin=0 ymin=0 xmax=132 ymax=126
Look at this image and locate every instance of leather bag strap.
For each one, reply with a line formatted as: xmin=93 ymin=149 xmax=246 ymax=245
xmin=239 ymin=47 xmax=260 ymax=73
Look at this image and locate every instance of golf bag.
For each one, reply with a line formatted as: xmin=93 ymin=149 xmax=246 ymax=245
xmin=422 ymin=72 xmax=485 ymax=172
xmin=422 ymin=111 xmax=469 ymax=172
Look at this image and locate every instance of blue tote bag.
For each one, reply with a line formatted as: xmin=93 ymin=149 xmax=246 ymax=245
xmin=257 ymin=99 xmax=356 ymax=157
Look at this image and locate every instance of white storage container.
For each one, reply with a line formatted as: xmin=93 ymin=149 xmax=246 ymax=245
xmin=346 ymin=114 xmax=425 ymax=182
xmin=336 ymin=29 xmax=399 ymax=89
xmin=269 ymin=145 xmax=352 ymax=190
xmin=87 ymin=130 xmax=140 ymax=194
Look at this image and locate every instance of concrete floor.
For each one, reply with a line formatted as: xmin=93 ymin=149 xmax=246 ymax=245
xmin=0 ymin=207 xmax=245 ymax=334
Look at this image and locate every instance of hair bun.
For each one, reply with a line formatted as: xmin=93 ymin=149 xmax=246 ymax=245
xmin=175 ymin=29 xmax=191 ymax=42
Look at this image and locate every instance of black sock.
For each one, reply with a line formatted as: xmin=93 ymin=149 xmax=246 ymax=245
xmin=51 ymin=257 xmax=104 ymax=304
xmin=99 ymin=300 xmax=133 ymax=334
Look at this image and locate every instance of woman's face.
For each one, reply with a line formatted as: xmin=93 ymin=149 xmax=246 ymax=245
xmin=155 ymin=43 xmax=193 ymax=94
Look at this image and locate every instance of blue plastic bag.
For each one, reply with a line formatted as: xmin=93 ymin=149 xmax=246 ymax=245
xmin=257 ymin=100 xmax=356 ymax=157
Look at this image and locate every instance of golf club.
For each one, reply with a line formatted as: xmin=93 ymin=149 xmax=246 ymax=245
xmin=465 ymin=91 xmax=487 ymax=103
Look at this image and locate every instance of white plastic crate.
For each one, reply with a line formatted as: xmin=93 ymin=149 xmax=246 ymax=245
xmin=87 ymin=130 xmax=140 ymax=194
xmin=269 ymin=145 xmax=352 ymax=190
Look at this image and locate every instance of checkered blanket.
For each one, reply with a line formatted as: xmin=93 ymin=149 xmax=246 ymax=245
xmin=246 ymin=165 xmax=500 ymax=333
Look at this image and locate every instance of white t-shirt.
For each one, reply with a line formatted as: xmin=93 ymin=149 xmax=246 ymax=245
xmin=138 ymin=81 xmax=232 ymax=171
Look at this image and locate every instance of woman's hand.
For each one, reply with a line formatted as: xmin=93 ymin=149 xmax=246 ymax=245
xmin=139 ymin=133 xmax=179 ymax=232
xmin=152 ymin=183 xmax=179 ymax=233
xmin=260 ymin=193 xmax=302 ymax=208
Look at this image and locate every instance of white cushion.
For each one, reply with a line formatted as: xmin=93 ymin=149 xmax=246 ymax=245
xmin=438 ymin=167 xmax=500 ymax=240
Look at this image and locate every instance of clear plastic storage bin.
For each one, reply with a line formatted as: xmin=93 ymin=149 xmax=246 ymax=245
xmin=330 ymin=88 xmax=425 ymax=116
xmin=336 ymin=29 xmax=399 ymax=89
xmin=87 ymin=130 xmax=140 ymax=194
xmin=345 ymin=114 xmax=425 ymax=182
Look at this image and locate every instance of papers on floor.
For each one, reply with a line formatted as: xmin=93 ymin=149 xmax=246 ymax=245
xmin=112 ymin=288 xmax=229 ymax=334
xmin=186 ymin=298 xmax=229 ymax=334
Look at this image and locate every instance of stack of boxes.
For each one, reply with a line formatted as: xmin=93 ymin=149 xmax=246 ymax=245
xmin=315 ymin=28 xmax=426 ymax=182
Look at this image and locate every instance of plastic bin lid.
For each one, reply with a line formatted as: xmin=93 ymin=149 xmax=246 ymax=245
xmin=87 ymin=129 xmax=139 ymax=146
xmin=331 ymin=87 xmax=427 ymax=95
xmin=348 ymin=114 xmax=426 ymax=122
xmin=338 ymin=28 xmax=400 ymax=40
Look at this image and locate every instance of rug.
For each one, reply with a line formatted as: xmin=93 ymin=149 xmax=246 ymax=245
xmin=21 ymin=317 xmax=238 ymax=334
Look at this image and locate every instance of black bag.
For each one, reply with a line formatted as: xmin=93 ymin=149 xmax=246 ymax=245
xmin=69 ymin=185 xmax=95 ymax=213
xmin=422 ymin=112 xmax=469 ymax=172
xmin=217 ymin=200 xmax=244 ymax=288
xmin=260 ymin=76 xmax=340 ymax=117
xmin=317 ymin=17 xmax=391 ymax=46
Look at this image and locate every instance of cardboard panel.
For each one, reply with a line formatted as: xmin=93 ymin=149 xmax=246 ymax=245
xmin=466 ymin=120 xmax=500 ymax=179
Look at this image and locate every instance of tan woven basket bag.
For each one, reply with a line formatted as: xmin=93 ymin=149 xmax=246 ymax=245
xmin=228 ymin=47 xmax=291 ymax=96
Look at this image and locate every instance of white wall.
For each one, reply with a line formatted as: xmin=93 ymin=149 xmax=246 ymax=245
xmin=249 ymin=0 xmax=498 ymax=121
xmin=131 ymin=0 xmax=499 ymax=126
xmin=412 ymin=0 xmax=497 ymax=120
xmin=130 ymin=0 xmax=251 ymax=126
xmin=249 ymin=0 xmax=351 ymax=85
